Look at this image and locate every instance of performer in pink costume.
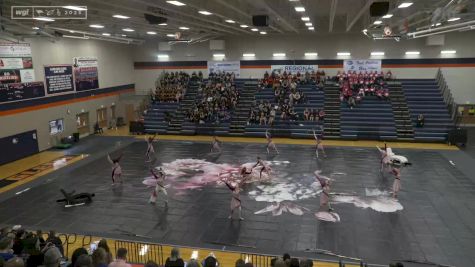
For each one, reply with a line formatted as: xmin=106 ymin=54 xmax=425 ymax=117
xmin=149 ymin=167 xmax=168 ymax=206
xmin=313 ymin=129 xmax=326 ymax=158
xmin=222 ymin=176 xmax=246 ymax=220
xmin=145 ymin=134 xmax=157 ymax=162
xmin=253 ymin=156 xmax=271 ymax=180
xmin=265 ymin=130 xmax=279 ymax=154
xmin=210 ymin=136 xmax=222 ymax=153
xmin=391 ymin=166 xmax=401 ymax=198
xmin=314 ymin=170 xmax=333 ymax=211
xmin=107 ymin=153 xmax=123 ymax=185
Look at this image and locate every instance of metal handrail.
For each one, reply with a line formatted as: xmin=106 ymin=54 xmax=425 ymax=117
xmin=436 ymin=68 xmax=457 ymax=124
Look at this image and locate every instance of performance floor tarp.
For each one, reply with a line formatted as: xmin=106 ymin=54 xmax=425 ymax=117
xmin=0 ymin=137 xmax=474 ymax=266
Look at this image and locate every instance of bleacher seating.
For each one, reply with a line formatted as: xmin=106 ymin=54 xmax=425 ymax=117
xmin=401 ymin=79 xmax=453 ymax=142
xmin=143 ymin=102 xmax=180 ymax=134
xmin=340 ymin=95 xmax=397 ymax=140
xmin=245 ymin=83 xmax=324 ymax=138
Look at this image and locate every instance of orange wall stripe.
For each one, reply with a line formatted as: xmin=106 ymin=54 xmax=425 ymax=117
xmin=382 ymin=63 xmax=475 ymax=68
xmin=0 ymin=88 xmax=134 ymax=117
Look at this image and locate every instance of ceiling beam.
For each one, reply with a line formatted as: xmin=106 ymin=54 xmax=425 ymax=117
xmin=329 ymin=0 xmax=338 ymax=32
xmin=212 ymin=0 xmax=284 ymax=33
xmin=254 ymin=0 xmax=298 ymax=33
xmin=119 ymin=0 xmax=249 ymax=35
xmin=85 ymin=0 xmax=236 ymax=35
xmin=346 ymin=0 xmax=374 ymax=32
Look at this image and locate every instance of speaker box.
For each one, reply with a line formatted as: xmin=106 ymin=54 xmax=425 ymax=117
xmin=252 ymin=15 xmax=269 ymax=27
xmin=144 ymin=14 xmax=167 ymax=24
xmin=370 ymin=2 xmax=389 ymax=17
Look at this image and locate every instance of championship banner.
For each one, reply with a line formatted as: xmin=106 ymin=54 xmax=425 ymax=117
xmin=0 ymin=81 xmax=45 ymax=103
xmin=343 ymin=60 xmax=381 ymax=72
xmin=44 ymin=65 xmax=74 ymax=94
xmin=0 ymin=70 xmax=21 ymax=84
xmin=0 ymin=43 xmax=32 ymax=57
xmin=207 ymin=61 xmax=240 ymax=77
xmin=271 ymin=65 xmax=318 ymax=74
xmin=73 ymin=57 xmax=99 ymax=91
xmin=0 ymin=58 xmax=24 ymax=69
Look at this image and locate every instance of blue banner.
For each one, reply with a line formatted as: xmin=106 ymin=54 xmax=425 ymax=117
xmin=44 ymin=65 xmax=74 ymax=94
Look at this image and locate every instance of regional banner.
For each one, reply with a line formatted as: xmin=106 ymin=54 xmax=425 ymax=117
xmin=207 ymin=61 xmax=240 ymax=77
xmin=44 ymin=65 xmax=74 ymax=94
xmin=0 ymin=70 xmax=21 ymax=84
xmin=271 ymin=65 xmax=318 ymax=74
xmin=343 ymin=60 xmax=381 ymax=72
xmin=0 ymin=43 xmax=32 ymax=57
xmin=73 ymin=57 xmax=99 ymax=91
xmin=0 ymin=82 xmax=45 ymax=103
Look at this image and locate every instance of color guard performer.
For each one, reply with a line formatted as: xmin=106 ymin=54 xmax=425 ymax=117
xmin=265 ymin=129 xmax=279 ymax=154
xmin=107 ymin=153 xmax=123 ymax=185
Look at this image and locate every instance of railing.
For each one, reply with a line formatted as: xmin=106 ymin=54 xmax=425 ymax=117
xmin=115 ymin=240 xmax=165 ymax=266
xmin=435 ymin=68 xmax=457 ymax=124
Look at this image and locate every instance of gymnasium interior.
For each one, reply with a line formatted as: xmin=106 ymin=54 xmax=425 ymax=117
xmin=1 ymin=1 xmax=475 ymax=267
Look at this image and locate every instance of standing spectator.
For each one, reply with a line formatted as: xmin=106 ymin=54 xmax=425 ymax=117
xmin=185 ymin=260 xmax=200 ymax=267
xmin=0 ymin=237 xmax=14 ymax=262
xmin=92 ymin=248 xmax=109 ymax=267
xmin=108 ymin=248 xmax=131 ymax=267
xmin=46 ymin=231 xmax=63 ymax=257
xmin=289 ymin=258 xmax=300 ymax=267
xmin=97 ymin=239 xmax=112 ymax=264
xmin=42 ymin=243 xmax=62 ymax=267
xmin=68 ymin=248 xmax=88 ymax=267
xmin=12 ymin=230 xmax=25 ymax=255
xmin=235 ymin=259 xmax=245 ymax=267
xmin=417 ymin=114 xmax=425 ymax=127
xmin=75 ymin=254 xmax=93 ymax=267
xmin=35 ymin=231 xmax=45 ymax=250
xmin=164 ymin=247 xmax=184 ymax=267
xmin=202 ymin=254 xmax=218 ymax=267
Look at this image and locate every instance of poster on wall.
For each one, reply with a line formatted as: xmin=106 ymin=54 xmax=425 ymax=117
xmin=44 ymin=65 xmax=74 ymax=94
xmin=207 ymin=61 xmax=240 ymax=77
xmin=20 ymin=69 xmax=35 ymax=82
xmin=0 ymin=69 xmax=21 ymax=84
xmin=0 ymin=58 xmax=24 ymax=69
xmin=49 ymin=119 xmax=65 ymax=135
xmin=0 ymin=82 xmax=45 ymax=103
xmin=343 ymin=60 xmax=381 ymax=72
xmin=73 ymin=56 xmax=99 ymax=91
xmin=271 ymin=65 xmax=318 ymax=74
xmin=0 ymin=43 xmax=32 ymax=57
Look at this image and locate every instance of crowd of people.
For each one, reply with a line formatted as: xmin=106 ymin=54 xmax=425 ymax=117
xmin=185 ymin=72 xmax=239 ymax=124
xmin=249 ymin=71 xmax=325 ymax=126
xmin=151 ymin=72 xmax=189 ymax=103
xmin=336 ymin=70 xmax=391 ymax=109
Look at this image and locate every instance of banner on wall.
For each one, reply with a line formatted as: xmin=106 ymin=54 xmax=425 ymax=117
xmin=0 ymin=82 xmax=45 ymax=103
xmin=44 ymin=65 xmax=75 ymax=94
xmin=207 ymin=61 xmax=240 ymax=77
xmin=271 ymin=65 xmax=319 ymax=74
xmin=343 ymin=60 xmax=381 ymax=72
xmin=20 ymin=69 xmax=35 ymax=82
xmin=0 ymin=69 xmax=21 ymax=84
xmin=73 ymin=57 xmax=99 ymax=91
xmin=0 ymin=58 xmax=24 ymax=69
xmin=0 ymin=43 xmax=32 ymax=57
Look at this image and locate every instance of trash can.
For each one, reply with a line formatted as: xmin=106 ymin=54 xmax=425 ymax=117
xmin=73 ymin=132 xmax=80 ymax=142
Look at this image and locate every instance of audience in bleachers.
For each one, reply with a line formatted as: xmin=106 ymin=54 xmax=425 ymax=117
xmin=335 ymin=70 xmax=390 ymax=109
xmin=416 ymin=113 xmax=425 ymax=127
xmin=151 ymin=72 xmax=189 ymax=103
xmin=186 ymin=72 xmax=239 ymax=124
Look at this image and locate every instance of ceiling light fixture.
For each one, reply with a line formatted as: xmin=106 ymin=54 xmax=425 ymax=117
xmin=166 ymin=34 xmax=175 ymax=37
xmin=273 ymin=53 xmax=286 ymax=57
xmin=382 ymin=14 xmax=393 ymax=19
xmin=240 ymin=25 xmax=248 ymax=28
xmin=441 ymin=50 xmax=456 ymax=54
xmin=260 ymin=31 xmax=267 ymax=34
xmin=158 ymin=54 xmax=169 ymax=58
xmin=405 ymin=51 xmax=420 ymax=55
xmin=371 ymin=51 xmax=385 ymax=56
xmin=447 ymin=17 xmax=460 ymax=22
xmin=122 ymin=28 xmax=134 ymax=32
xmin=373 ymin=20 xmax=383 ymax=25
xmin=198 ymin=11 xmax=212 ymax=15
xmin=32 ymin=27 xmax=40 ymax=30
xmin=305 ymin=22 xmax=312 ymax=26
xmin=337 ymin=52 xmax=351 ymax=56
xmin=304 ymin=52 xmax=318 ymax=56
xmin=34 ymin=17 xmax=55 ymax=22
xmin=113 ymin=15 xmax=130 ymax=19
xmin=158 ymin=23 xmax=167 ymax=26
xmin=295 ymin=7 xmax=305 ymax=12
xmin=121 ymin=34 xmax=127 ymax=37
xmin=308 ymin=27 xmax=315 ymax=30
xmin=63 ymin=35 xmax=89 ymax=40
xmin=301 ymin=17 xmax=310 ymax=21
xmin=147 ymin=31 xmax=157 ymax=35
xmin=225 ymin=20 xmax=235 ymax=23
xmin=213 ymin=53 xmax=225 ymax=57
xmin=243 ymin=53 xmax=255 ymax=57
xmin=63 ymin=6 xmax=87 ymax=11
xmin=89 ymin=24 xmax=104 ymax=28
xmin=251 ymin=28 xmax=258 ymax=31
xmin=102 ymin=33 xmax=111 ymax=36
xmin=398 ymin=2 xmax=413 ymax=8
xmin=179 ymin=26 xmax=189 ymax=30
xmin=166 ymin=1 xmax=186 ymax=6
